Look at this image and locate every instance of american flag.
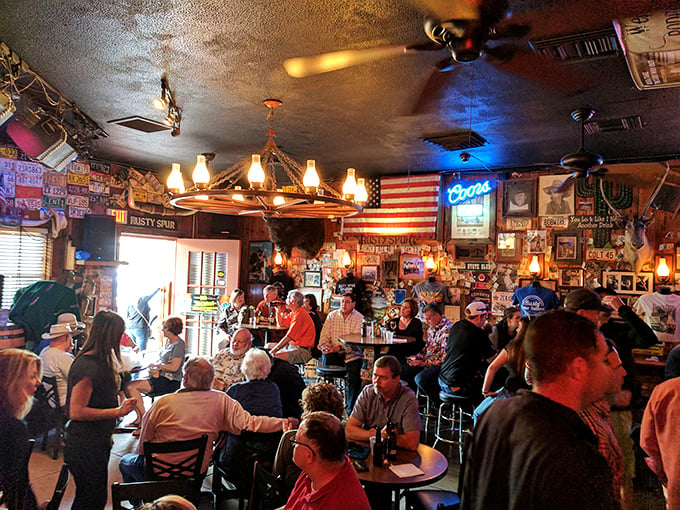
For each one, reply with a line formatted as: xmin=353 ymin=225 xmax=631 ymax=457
xmin=343 ymin=174 xmax=441 ymax=237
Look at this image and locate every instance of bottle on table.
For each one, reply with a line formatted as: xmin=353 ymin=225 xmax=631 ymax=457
xmin=386 ymin=420 xmax=397 ymax=460
xmin=269 ymin=307 xmax=276 ymax=325
xmin=372 ymin=429 xmax=384 ymax=467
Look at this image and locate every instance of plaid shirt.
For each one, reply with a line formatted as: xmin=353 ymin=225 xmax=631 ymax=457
xmin=318 ymin=308 xmax=364 ymax=363
xmin=417 ymin=316 xmax=453 ymax=366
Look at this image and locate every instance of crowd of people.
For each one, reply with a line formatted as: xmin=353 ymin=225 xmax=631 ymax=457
xmin=1 ymin=280 xmax=679 ymax=509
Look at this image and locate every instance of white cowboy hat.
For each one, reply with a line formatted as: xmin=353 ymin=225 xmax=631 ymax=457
xmin=41 ymin=323 xmax=73 ymax=340
xmin=57 ymin=312 xmax=86 ymax=332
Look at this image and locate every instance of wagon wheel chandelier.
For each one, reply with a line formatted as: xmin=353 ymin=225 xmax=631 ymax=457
xmin=167 ymin=99 xmax=366 ymax=219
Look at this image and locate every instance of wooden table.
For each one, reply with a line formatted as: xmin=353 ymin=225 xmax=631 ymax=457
xmin=339 ymin=333 xmax=415 ymax=361
xmin=355 ymin=443 xmax=448 ymax=509
xmin=239 ymin=321 xmax=287 ymax=345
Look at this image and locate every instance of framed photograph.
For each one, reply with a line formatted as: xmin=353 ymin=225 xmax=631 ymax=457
xmin=538 ymin=175 xmax=574 ymax=216
xmin=495 ymin=263 xmax=519 ymax=292
xmin=502 ymin=180 xmax=536 ymax=217
xmin=361 ymin=265 xmax=378 ymax=281
xmin=602 ymin=271 xmax=638 ymax=294
xmin=449 ymin=191 xmax=495 ymax=242
xmin=497 ymin=232 xmax=520 ymax=261
xmin=552 ymin=231 xmax=582 ymax=265
xmin=634 ymin=272 xmax=652 ymax=293
xmin=519 ymin=278 xmax=557 ymax=291
xmin=248 ymin=241 xmax=273 ymax=283
xmin=303 ymin=270 xmax=322 ymax=288
xmin=558 ymin=268 xmax=584 ymax=287
xmin=527 ymin=230 xmax=547 ymax=254
xmin=399 ymin=255 xmax=425 ymax=279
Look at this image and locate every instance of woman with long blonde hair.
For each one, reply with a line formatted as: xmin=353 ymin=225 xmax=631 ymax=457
xmin=64 ymin=310 xmax=136 ymax=510
xmin=0 ymin=348 xmax=42 ymax=510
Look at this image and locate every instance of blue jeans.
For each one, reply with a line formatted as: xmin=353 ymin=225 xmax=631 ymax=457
xmin=414 ymin=366 xmax=441 ymax=404
xmin=119 ymin=453 xmax=147 ymax=482
xmin=128 ymin=327 xmax=150 ymax=351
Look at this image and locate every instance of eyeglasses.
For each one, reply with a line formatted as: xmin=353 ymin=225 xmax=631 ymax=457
xmin=289 ymin=436 xmax=316 ymax=456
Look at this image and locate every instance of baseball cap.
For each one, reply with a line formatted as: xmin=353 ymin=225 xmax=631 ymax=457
xmin=465 ymin=301 xmax=489 ymax=317
xmin=564 ymin=288 xmax=605 ymax=312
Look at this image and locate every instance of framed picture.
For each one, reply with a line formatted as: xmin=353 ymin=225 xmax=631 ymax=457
xmin=558 ymin=268 xmax=584 ymax=287
xmin=519 ymin=278 xmax=557 ymax=291
xmin=502 ymin=180 xmax=536 ymax=217
xmin=538 ymin=175 xmax=574 ymax=216
xmin=248 ymin=241 xmax=273 ymax=283
xmin=303 ymin=270 xmax=322 ymax=288
xmin=399 ymin=255 xmax=425 ymax=279
xmin=635 ymin=272 xmax=653 ymax=293
xmin=361 ymin=265 xmax=378 ymax=281
xmin=552 ymin=231 xmax=582 ymax=265
xmin=495 ymin=263 xmax=519 ymax=292
xmin=449 ymin=191 xmax=495 ymax=242
xmin=497 ymin=232 xmax=521 ymax=261
xmin=602 ymin=271 xmax=638 ymax=294
xmin=527 ymin=230 xmax=547 ymax=254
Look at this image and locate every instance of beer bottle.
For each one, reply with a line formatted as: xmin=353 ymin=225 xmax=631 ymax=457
xmin=372 ymin=429 xmax=384 ymax=467
xmin=386 ymin=420 xmax=397 ymax=460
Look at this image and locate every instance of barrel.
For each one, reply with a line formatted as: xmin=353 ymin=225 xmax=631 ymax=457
xmin=0 ymin=322 xmax=26 ymax=350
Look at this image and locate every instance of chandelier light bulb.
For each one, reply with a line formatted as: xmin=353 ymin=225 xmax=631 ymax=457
xmin=166 ymin=163 xmax=185 ymax=193
xmin=192 ymin=154 xmax=210 ymax=189
xmin=343 ymin=167 xmax=357 ymax=199
xmin=303 ymin=159 xmax=320 ymax=191
xmin=657 ymin=257 xmax=670 ymax=278
xmin=248 ymin=154 xmax=266 ymax=188
xmin=273 ymin=194 xmax=285 ymax=206
xmin=529 ymin=255 xmax=541 ymax=276
xmin=233 ymin=185 xmax=244 ymax=201
xmin=152 ymin=96 xmax=168 ymax=110
xmin=355 ymin=178 xmax=368 ymax=204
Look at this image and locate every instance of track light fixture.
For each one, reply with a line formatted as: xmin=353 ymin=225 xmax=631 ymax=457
xmin=155 ymin=73 xmax=181 ymax=137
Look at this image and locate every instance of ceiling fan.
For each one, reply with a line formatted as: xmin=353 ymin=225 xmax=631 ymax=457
xmin=284 ymin=1 xmax=596 ymax=113
xmin=549 ymin=107 xmax=608 ymax=193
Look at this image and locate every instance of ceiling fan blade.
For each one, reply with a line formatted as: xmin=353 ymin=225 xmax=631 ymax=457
xmin=552 ymin=174 xmax=575 ymax=194
xmin=488 ymin=23 xmax=531 ymax=40
xmin=284 ymin=44 xmax=424 ymax=78
xmin=409 ymin=0 xmax=483 ymax=21
xmin=407 ymin=58 xmax=459 ymax=116
xmin=492 ymin=48 xmax=596 ymax=95
xmin=484 ymin=43 xmax=518 ymax=63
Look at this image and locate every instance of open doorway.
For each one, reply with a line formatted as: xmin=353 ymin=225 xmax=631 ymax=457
xmin=117 ymin=234 xmax=176 ymax=353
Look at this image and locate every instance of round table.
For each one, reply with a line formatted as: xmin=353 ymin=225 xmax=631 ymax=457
xmin=339 ymin=333 xmax=415 ymax=361
xmin=239 ymin=321 xmax=287 ymax=345
xmin=355 ymin=443 xmax=448 ymax=508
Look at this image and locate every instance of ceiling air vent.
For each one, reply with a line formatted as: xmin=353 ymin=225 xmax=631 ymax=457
xmin=107 ymin=116 xmax=170 ymax=133
xmin=584 ymin=115 xmax=644 ymax=135
xmin=422 ymin=129 xmax=487 ymax=151
xmin=531 ymin=28 xmax=619 ymax=61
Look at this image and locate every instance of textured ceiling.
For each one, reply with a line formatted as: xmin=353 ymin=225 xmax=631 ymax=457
xmin=2 ymin=0 xmax=680 ymax=183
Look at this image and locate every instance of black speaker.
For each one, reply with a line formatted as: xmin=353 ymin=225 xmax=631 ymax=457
xmin=82 ymin=214 xmax=117 ymax=261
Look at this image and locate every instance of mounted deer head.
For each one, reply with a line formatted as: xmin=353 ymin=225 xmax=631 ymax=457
xmin=599 ymin=163 xmax=670 ymax=271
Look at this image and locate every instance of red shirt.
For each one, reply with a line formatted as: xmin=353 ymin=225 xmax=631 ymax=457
xmin=284 ymin=457 xmax=370 ymax=510
xmin=281 ymin=307 xmax=315 ymax=348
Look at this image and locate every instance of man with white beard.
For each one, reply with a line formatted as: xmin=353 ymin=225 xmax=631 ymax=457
xmin=211 ymin=328 xmax=253 ymax=391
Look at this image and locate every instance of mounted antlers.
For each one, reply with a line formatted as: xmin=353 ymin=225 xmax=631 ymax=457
xmin=599 ymin=163 xmax=670 ymax=271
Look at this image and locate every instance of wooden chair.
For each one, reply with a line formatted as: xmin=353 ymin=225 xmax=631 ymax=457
xmin=111 ymin=479 xmax=198 ymax=510
xmin=404 ymin=431 xmax=472 ymax=510
xmin=45 ymin=464 xmax=70 ymax=510
xmin=248 ymin=460 xmax=287 ymax=510
xmin=39 ymin=376 xmax=66 ymax=459
xmin=143 ymin=433 xmax=208 ymax=505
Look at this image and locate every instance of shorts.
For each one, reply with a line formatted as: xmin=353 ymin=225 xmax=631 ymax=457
xmin=283 ymin=345 xmax=312 ymax=365
xmin=149 ymin=376 xmax=181 ymax=395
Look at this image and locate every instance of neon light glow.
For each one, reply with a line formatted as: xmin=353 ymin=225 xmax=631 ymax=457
xmin=446 ymin=180 xmax=492 ymax=206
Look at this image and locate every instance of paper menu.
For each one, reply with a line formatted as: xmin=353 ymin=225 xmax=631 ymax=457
xmin=388 ymin=463 xmax=425 ymax=477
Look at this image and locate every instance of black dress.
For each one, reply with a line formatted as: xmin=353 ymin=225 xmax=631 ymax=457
xmin=386 ymin=317 xmax=424 ymax=362
xmin=0 ymin=406 xmax=38 ymax=510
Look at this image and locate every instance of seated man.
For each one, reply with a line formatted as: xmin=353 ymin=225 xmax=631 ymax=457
xmin=255 ymin=284 xmax=284 ymax=319
xmin=267 ymin=290 xmax=315 ymax=365
xmin=119 ymin=357 xmax=297 ymax=482
xmin=317 ymin=292 xmax=364 ymax=413
xmin=283 ymin=411 xmax=370 ymax=510
xmin=39 ymin=322 xmax=74 ymax=408
xmin=345 ymin=355 xmax=421 ymax=451
xmin=211 ymin=328 xmax=252 ymax=391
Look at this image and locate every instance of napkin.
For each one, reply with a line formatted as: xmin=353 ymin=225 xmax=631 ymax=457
xmin=390 ymin=337 xmax=409 ymax=343
xmin=389 ymin=464 xmax=424 ymax=477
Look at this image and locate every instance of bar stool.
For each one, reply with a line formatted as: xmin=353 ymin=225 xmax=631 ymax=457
xmin=315 ymin=365 xmax=347 ymax=403
xmin=434 ymin=392 xmax=474 ymax=463
xmin=415 ymin=386 xmax=436 ymax=431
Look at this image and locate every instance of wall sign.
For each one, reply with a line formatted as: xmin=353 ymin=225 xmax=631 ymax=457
xmin=568 ymin=215 xmax=616 ymax=230
xmin=585 ymin=248 xmax=617 ymax=261
xmin=129 ymin=214 xmax=177 ymax=231
xmin=359 ymin=235 xmax=419 ymax=246
xmin=445 ymin=180 xmax=492 ymax=206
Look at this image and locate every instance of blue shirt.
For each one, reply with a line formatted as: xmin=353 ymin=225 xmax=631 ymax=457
xmin=512 ymin=286 xmax=560 ymax=317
